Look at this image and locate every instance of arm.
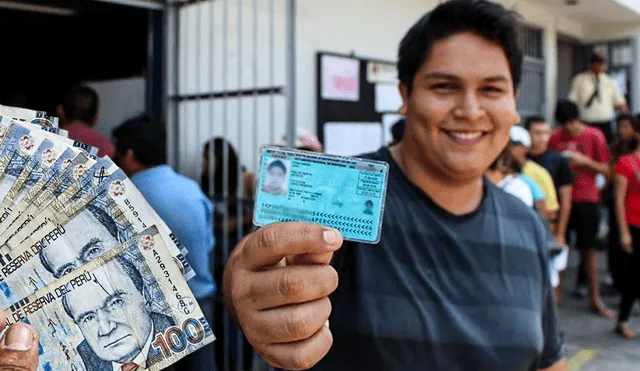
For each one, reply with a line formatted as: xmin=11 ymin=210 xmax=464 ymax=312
xmin=555 ymin=185 xmax=572 ymax=245
xmin=579 ymin=156 xmax=611 ymax=177
xmin=614 ymin=174 xmax=630 ymax=236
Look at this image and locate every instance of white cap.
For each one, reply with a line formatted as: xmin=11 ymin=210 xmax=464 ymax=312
xmin=510 ymin=125 xmax=531 ymax=147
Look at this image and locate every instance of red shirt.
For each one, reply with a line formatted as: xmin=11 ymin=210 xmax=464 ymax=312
xmin=548 ymin=126 xmax=611 ymax=203
xmin=65 ymin=123 xmax=115 ymax=158
xmin=614 ymin=153 xmax=640 ymax=227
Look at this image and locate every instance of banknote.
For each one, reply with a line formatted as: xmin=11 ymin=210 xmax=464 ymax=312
xmin=253 ymin=146 xmax=389 ymax=243
xmin=0 ymin=105 xmax=59 ymax=128
xmin=2 ymin=225 xmax=215 ymax=371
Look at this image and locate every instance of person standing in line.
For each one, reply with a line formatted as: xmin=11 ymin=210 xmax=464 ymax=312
xmin=57 ymin=85 xmax=115 ymax=158
xmin=568 ymin=53 xmax=628 ymax=144
xmin=223 ymin=1 xmax=567 ymax=370
xmin=549 ymin=99 xmax=613 ymax=318
xmin=613 ymin=115 xmax=640 ymax=339
xmin=112 ymin=115 xmax=217 ymax=371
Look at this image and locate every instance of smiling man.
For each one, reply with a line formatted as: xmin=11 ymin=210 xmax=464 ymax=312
xmin=223 ymin=1 xmax=567 ymax=370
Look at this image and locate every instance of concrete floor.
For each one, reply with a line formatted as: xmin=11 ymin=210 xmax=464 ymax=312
xmin=558 ymin=249 xmax=640 ymax=371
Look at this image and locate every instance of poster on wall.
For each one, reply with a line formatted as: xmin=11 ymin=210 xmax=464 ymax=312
xmin=323 ymin=122 xmax=382 ymax=156
xmin=321 ymin=55 xmax=360 ymax=102
xmin=375 ymin=84 xmax=403 ymax=113
xmin=367 ymin=62 xmax=398 ymax=84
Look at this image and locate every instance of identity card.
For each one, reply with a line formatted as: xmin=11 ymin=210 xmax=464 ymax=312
xmin=253 ymin=146 xmax=388 ymax=244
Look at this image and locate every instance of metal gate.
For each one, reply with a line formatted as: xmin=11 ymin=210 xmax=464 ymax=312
xmin=165 ymin=0 xmax=296 ymax=370
xmin=516 ymin=25 xmax=545 ymax=118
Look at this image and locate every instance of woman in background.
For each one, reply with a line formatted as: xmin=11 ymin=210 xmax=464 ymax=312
xmin=201 ymin=137 xmax=255 ymax=371
xmin=613 ymin=116 xmax=640 ymax=339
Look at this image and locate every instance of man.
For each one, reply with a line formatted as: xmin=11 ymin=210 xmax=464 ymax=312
xmin=39 ymin=205 xmax=119 ymax=279
xmin=262 ymin=160 xmax=288 ymax=195
xmin=223 ymin=1 xmax=566 ymax=370
xmin=526 ymin=116 xmax=575 ymax=305
xmin=112 ymin=115 xmax=216 ymax=371
xmin=568 ymin=53 xmax=628 ymax=144
xmin=509 ymin=125 xmax=558 ymax=219
xmin=62 ymin=257 xmax=176 ymax=371
xmin=57 ymin=85 xmax=115 ymax=158
xmin=548 ymin=99 xmax=612 ymax=318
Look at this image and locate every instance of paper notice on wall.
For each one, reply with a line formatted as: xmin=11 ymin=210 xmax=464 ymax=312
xmin=321 ymin=55 xmax=360 ymax=102
xmin=323 ymin=122 xmax=382 ymax=156
xmin=367 ymin=62 xmax=398 ymax=84
xmin=382 ymin=114 xmax=403 ymax=145
xmin=375 ymin=84 xmax=402 ymax=113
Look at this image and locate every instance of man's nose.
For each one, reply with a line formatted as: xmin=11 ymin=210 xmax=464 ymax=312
xmin=455 ymin=91 xmax=485 ymax=121
xmin=96 ymin=310 xmax=117 ymax=336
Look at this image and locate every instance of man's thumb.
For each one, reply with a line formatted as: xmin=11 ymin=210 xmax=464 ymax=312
xmin=0 ymin=323 xmax=38 ymax=371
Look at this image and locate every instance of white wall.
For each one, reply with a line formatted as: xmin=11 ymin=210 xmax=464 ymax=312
xmin=85 ymin=76 xmax=146 ymax=139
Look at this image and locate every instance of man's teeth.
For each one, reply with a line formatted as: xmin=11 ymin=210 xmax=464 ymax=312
xmin=449 ymin=131 xmax=482 ymax=140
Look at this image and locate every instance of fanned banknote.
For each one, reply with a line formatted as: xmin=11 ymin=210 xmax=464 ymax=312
xmin=3 ymin=226 xmax=215 ymax=371
xmin=0 ymin=104 xmax=59 ymax=128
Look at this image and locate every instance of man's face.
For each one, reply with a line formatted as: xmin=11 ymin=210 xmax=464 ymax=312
xmin=41 ymin=210 xmax=117 ymax=279
xmin=562 ymin=120 xmax=583 ymax=137
xmin=592 ymin=61 xmax=606 ymax=74
xmin=399 ymin=32 xmax=520 ymax=181
xmin=265 ymin=165 xmax=286 ymax=190
xmin=65 ymin=260 xmax=153 ymax=363
xmin=509 ymin=142 xmax=528 ymax=160
xmin=617 ymin=119 xmax=634 ymax=141
xmin=529 ymin=122 xmax=551 ymax=152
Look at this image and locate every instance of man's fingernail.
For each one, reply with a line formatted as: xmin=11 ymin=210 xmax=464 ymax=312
xmin=4 ymin=324 xmax=34 ymax=351
xmin=323 ymin=230 xmax=337 ymax=245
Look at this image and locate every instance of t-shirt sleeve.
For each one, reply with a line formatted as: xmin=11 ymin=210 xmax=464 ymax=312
xmin=534 ymin=218 xmax=566 ymax=368
xmin=593 ymin=131 xmax=612 ymax=163
xmin=528 ymin=177 xmax=546 ymax=201
xmin=557 ymin=157 xmax=575 ymax=187
xmin=615 ymin=157 xmax=633 ymax=179
xmin=568 ymin=75 xmax=581 ymax=104
xmin=610 ymin=78 xmax=627 ymax=106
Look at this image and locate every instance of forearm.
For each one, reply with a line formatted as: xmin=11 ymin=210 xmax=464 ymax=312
xmin=556 ymin=187 xmax=572 ymax=239
xmin=616 ymin=198 xmax=629 ymax=235
xmin=580 ymin=159 xmax=610 ymax=177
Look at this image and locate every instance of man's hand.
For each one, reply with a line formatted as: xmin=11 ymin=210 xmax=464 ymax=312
xmin=567 ymin=152 xmax=590 ymax=168
xmin=554 ymin=234 xmax=566 ymax=247
xmin=223 ymin=222 xmax=344 ymax=370
xmin=0 ymin=313 xmax=38 ymax=371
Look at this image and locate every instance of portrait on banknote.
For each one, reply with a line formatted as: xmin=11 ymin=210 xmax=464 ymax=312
xmin=61 ymin=255 xmax=176 ymax=371
xmin=262 ymin=158 xmax=290 ymax=196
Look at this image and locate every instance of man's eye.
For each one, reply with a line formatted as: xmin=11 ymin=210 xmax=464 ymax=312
xmin=86 ymin=247 xmax=102 ymax=260
xmin=482 ymin=86 xmax=504 ymax=93
xmin=431 ymin=83 xmax=456 ymax=90
xmin=108 ymin=298 xmax=125 ymax=309
xmin=60 ymin=266 xmax=76 ymax=277
xmin=81 ymin=314 xmax=95 ymax=325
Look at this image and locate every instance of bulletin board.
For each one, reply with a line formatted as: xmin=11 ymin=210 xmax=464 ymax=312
xmin=316 ymin=51 xmax=404 ymax=157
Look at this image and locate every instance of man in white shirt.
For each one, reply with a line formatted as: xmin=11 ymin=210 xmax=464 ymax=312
xmin=569 ymin=53 xmax=628 ymax=143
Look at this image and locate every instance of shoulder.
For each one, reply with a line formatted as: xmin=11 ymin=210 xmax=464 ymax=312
xmin=488 ymin=183 xmax=547 ymax=246
xmin=584 ymin=126 xmax=607 ymax=142
xmin=77 ymin=340 xmax=110 ymax=371
xmin=151 ymin=312 xmax=177 ymax=333
xmin=487 ymin=180 xmax=536 ymax=218
xmin=356 ymin=147 xmax=390 ymax=162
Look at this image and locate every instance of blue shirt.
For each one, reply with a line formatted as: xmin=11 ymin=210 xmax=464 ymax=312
xmin=316 ymin=147 xmax=564 ymax=371
xmin=131 ymin=165 xmax=216 ymax=299
xmin=519 ymin=174 xmax=546 ymax=201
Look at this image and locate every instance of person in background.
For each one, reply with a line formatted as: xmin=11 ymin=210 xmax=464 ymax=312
xmin=606 ymin=114 xmax=638 ymax=293
xmin=389 ymin=118 xmax=405 ymax=146
xmin=112 ymin=114 xmax=216 ymax=371
xmin=613 ymin=115 xmax=640 ymax=339
xmin=279 ymin=127 xmax=323 ymax=152
xmin=486 ymin=143 xmax=535 ymax=208
xmin=549 ymin=99 xmax=613 ymax=318
xmin=57 ymin=85 xmax=115 ymax=158
xmin=509 ymin=125 xmax=558 ymax=220
xmin=568 ymin=53 xmax=628 ymax=144
xmin=526 ymin=116 xmax=574 ymax=306
xmin=201 ymin=137 xmax=255 ymax=371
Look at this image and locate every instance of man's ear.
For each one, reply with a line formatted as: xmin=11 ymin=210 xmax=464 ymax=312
xmin=398 ymin=82 xmax=409 ymax=116
xmin=56 ymin=104 xmax=65 ymax=122
xmin=91 ymin=113 xmax=100 ymax=126
xmin=514 ymin=88 xmax=520 ymax=100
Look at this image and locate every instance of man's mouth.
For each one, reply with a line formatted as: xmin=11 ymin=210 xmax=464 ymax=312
xmin=104 ymin=334 xmax=133 ymax=349
xmin=442 ymin=129 xmax=489 ymax=144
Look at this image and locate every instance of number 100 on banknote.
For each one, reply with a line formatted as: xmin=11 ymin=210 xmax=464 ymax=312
xmin=253 ymin=146 xmax=389 ymax=244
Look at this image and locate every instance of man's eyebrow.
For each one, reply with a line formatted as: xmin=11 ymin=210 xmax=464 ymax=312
xmin=423 ymin=72 xmax=510 ymax=82
xmin=79 ymin=238 xmax=103 ymax=260
xmin=75 ymin=290 xmax=126 ymax=323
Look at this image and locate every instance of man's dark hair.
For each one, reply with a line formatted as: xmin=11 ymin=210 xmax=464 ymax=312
xmin=554 ymin=99 xmax=580 ymax=125
xmin=62 ymin=256 xmax=145 ymax=322
xmin=267 ymin=160 xmax=287 ymax=173
xmin=391 ymin=119 xmax=405 ymax=142
xmin=397 ymin=0 xmax=522 ymax=92
xmin=591 ymin=53 xmax=605 ymax=64
xmin=524 ymin=115 xmax=546 ymax=131
xmin=62 ymin=85 xmax=99 ymax=124
xmin=112 ymin=114 xmax=167 ymax=167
